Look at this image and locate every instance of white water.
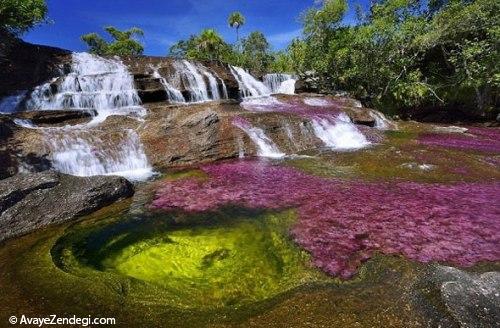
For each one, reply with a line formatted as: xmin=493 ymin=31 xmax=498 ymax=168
xmin=20 ymin=52 xmax=154 ymax=180
xmin=218 ymin=76 xmax=229 ymax=99
xmin=170 ymin=60 xmax=227 ymax=102
xmin=311 ymin=113 xmax=371 ymax=150
xmin=230 ymin=66 xmax=270 ymax=98
xmin=177 ymin=60 xmax=209 ymax=102
xmin=198 ymin=65 xmax=222 ymax=100
xmin=304 ymin=97 xmax=331 ymax=107
xmin=263 ymin=73 xmax=296 ymax=94
xmin=241 ymin=96 xmax=287 ymax=112
xmin=233 ymin=120 xmax=285 ymax=158
xmin=151 ymin=66 xmax=186 ymax=103
xmin=370 ymin=110 xmax=394 ymax=130
xmin=27 ymin=53 xmax=145 ymax=123
xmin=13 ymin=119 xmax=37 ymax=128
xmin=47 ymin=129 xmax=153 ymax=181
xmin=0 ymin=91 xmax=26 ymax=113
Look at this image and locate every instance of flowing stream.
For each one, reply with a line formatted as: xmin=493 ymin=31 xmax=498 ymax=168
xmin=233 ymin=119 xmax=285 ymax=158
xmin=311 ymin=113 xmax=371 ymax=150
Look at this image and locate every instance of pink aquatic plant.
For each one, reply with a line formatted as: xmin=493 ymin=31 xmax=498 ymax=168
xmin=419 ymin=128 xmax=500 ymax=153
xmin=152 ymin=160 xmax=500 ymax=278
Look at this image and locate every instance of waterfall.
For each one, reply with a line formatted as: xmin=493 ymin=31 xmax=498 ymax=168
xmin=170 ymin=60 xmax=227 ymax=102
xmin=151 ymin=67 xmax=186 ymax=103
xmin=0 ymin=91 xmax=26 ymax=114
xmin=370 ymin=111 xmax=394 ymax=130
xmin=230 ymin=66 xmax=270 ymax=98
xmin=311 ymin=113 xmax=371 ymax=150
xmin=26 ymin=52 xmax=145 ymax=123
xmin=176 ymin=60 xmax=209 ymax=102
xmin=263 ymin=73 xmax=296 ymax=94
xmin=233 ymin=119 xmax=285 ymax=158
xmin=198 ymin=66 xmax=222 ymax=100
xmin=46 ymin=129 xmax=153 ymax=181
xmin=18 ymin=52 xmax=154 ymax=181
xmin=218 ymin=76 xmax=229 ymax=99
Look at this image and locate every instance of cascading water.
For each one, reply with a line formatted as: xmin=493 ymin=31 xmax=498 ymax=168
xmin=233 ymin=118 xmax=285 ymax=158
xmin=175 ymin=60 xmax=209 ymax=102
xmin=230 ymin=66 xmax=270 ymax=98
xmin=217 ymin=75 xmax=229 ymax=99
xmin=263 ymin=73 xmax=296 ymax=94
xmin=27 ymin=52 xmax=145 ymax=123
xmin=46 ymin=129 xmax=152 ymax=181
xmin=20 ymin=52 xmax=154 ymax=180
xmin=311 ymin=113 xmax=371 ymax=150
xmin=0 ymin=91 xmax=26 ymax=114
xmin=169 ymin=60 xmax=227 ymax=102
xmin=198 ymin=66 xmax=222 ymax=100
xmin=151 ymin=67 xmax=186 ymax=103
xmin=370 ymin=111 xmax=394 ymax=130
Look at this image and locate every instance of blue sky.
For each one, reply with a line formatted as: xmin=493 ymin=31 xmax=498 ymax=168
xmin=24 ymin=0 xmax=366 ymax=55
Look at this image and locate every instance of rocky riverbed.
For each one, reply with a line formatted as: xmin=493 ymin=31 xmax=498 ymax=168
xmin=0 ymin=38 xmax=498 ymax=327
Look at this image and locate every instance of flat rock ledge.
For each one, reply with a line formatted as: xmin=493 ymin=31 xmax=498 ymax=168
xmin=0 ymin=171 xmax=134 ymax=242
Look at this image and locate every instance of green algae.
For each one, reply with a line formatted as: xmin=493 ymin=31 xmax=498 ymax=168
xmin=51 ymin=207 xmax=329 ymax=309
xmin=287 ymin=126 xmax=500 ymax=183
xmin=1 ymin=199 xmax=497 ymax=327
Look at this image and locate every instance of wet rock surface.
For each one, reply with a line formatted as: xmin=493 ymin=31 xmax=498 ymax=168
xmin=12 ymin=109 xmax=97 ymax=126
xmin=0 ymin=171 xmax=134 ymax=242
xmin=0 ymin=30 xmax=70 ymax=98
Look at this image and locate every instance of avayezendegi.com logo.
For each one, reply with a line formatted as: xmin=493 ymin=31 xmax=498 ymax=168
xmin=8 ymin=315 xmax=116 ymax=326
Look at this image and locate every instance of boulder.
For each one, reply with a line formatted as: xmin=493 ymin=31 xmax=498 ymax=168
xmin=0 ymin=116 xmax=17 ymax=179
xmin=417 ymin=265 xmax=500 ymax=328
xmin=0 ymin=29 xmax=70 ymax=98
xmin=0 ymin=171 xmax=134 ymax=242
xmin=344 ymin=107 xmax=376 ymax=127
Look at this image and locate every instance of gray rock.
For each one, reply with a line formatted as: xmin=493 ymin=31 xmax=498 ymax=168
xmin=0 ymin=171 xmax=134 ymax=242
xmin=428 ymin=265 xmax=500 ymax=328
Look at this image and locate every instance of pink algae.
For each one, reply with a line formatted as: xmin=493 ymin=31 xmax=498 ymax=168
xmin=152 ymin=160 xmax=500 ymax=279
xmin=419 ymin=127 xmax=500 ymax=153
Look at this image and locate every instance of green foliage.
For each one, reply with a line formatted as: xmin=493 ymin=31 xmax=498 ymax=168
xmin=0 ymin=0 xmax=48 ymax=34
xmin=169 ymin=29 xmax=234 ymax=62
xmin=81 ymin=26 xmax=144 ymax=56
xmin=269 ymin=51 xmax=294 ymax=74
xmin=228 ymin=11 xmax=245 ymax=42
xmin=240 ymin=31 xmax=273 ymax=75
xmin=293 ymin=0 xmax=499 ymax=116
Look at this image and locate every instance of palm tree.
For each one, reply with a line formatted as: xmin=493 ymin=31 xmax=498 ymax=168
xmin=196 ymin=29 xmax=224 ymax=61
xmin=228 ymin=12 xmax=245 ymax=43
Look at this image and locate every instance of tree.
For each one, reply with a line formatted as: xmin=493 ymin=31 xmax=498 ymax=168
xmin=241 ymin=31 xmax=272 ymax=75
xmin=228 ymin=11 xmax=245 ymax=43
xmin=270 ymin=51 xmax=294 ymax=73
xmin=0 ymin=0 xmax=48 ymax=34
xmin=169 ymin=35 xmax=198 ymax=58
xmin=194 ymin=29 xmax=226 ymax=61
xmin=169 ymin=29 xmax=235 ymax=63
xmin=81 ymin=26 xmax=144 ymax=56
xmin=293 ymin=0 xmax=499 ymax=117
